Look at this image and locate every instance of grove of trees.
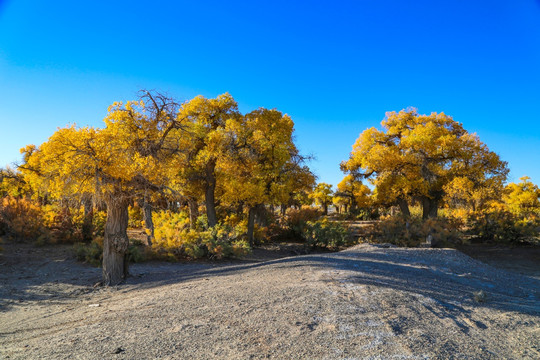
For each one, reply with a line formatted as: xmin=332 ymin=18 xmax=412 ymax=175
xmin=341 ymin=109 xmax=509 ymax=220
xmin=1 ymin=100 xmax=539 ymax=286
xmin=5 ymin=91 xmax=315 ymax=285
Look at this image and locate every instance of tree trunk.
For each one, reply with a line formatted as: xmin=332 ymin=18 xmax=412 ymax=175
xmin=323 ymin=203 xmax=328 ymax=215
xmin=82 ymin=198 xmax=93 ymax=243
xmin=350 ymin=195 xmax=357 ymax=213
xmin=397 ymin=198 xmax=411 ymax=218
xmin=188 ymin=198 xmax=199 ymax=229
xmin=429 ymin=198 xmax=439 ymax=219
xmin=281 ymin=204 xmax=287 ymax=217
xmin=205 ymin=185 xmax=217 ymax=227
xmin=255 ymin=204 xmax=267 ymax=226
xmin=205 ymin=161 xmax=217 ymax=227
xmin=142 ymin=199 xmax=154 ymax=246
xmin=422 ymin=197 xmax=439 ymax=219
xmin=247 ymin=206 xmax=256 ymax=247
xmin=102 ymin=199 xmax=129 ymax=286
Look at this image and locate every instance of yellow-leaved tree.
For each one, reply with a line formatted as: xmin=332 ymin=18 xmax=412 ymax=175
xmin=221 ymin=108 xmax=315 ymax=244
xmin=342 ymin=108 xmax=508 ymax=219
xmin=503 ymin=176 xmax=540 ymax=220
xmin=309 ymin=183 xmax=334 ymax=215
xmin=0 ymin=167 xmax=29 ymax=198
xmin=174 ymin=93 xmax=240 ymax=228
xmin=20 ymin=91 xmax=181 ymax=285
xmin=335 ymin=174 xmax=371 ymax=213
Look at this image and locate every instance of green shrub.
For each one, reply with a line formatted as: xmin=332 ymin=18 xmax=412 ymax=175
xmin=127 ymin=243 xmax=145 ymax=263
xmin=74 ymin=236 xmax=147 ymax=266
xmin=74 ymin=239 xmax=102 ymax=266
xmin=302 ymin=218 xmax=352 ymax=250
xmin=354 ymin=207 xmax=380 ymax=221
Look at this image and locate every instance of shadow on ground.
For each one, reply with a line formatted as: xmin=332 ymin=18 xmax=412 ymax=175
xmin=1 ymin=240 xmax=539 ymax=318
xmin=123 ymin=245 xmax=540 ymax=317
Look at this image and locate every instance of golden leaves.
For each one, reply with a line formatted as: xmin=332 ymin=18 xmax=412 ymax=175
xmin=343 ymin=108 xmax=508 ymax=207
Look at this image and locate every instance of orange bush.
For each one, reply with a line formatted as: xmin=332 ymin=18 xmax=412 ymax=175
xmin=0 ymin=196 xmax=47 ymax=240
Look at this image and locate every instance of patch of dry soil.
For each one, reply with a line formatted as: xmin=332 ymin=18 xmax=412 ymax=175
xmin=1 ymin=241 xmax=539 ymax=359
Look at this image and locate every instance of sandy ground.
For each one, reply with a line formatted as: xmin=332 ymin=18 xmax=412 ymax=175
xmin=0 ymin=241 xmax=539 ymax=359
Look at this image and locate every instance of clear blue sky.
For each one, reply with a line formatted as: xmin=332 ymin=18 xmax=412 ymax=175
xmin=1 ymin=0 xmax=539 ymax=187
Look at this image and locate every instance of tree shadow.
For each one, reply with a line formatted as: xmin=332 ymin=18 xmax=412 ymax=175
xmin=122 ymin=246 xmax=540 ymax=319
xmin=1 ymin=242 xmax=539 ymax=322
xmin=0 ymin=242 xmax=102 ymax=312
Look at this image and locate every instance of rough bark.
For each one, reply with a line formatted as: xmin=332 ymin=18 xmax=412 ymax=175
xmin=421 ymin=197 xmax=439 ymax=220
xmin=205 ymin=161 xmax=217 ymax=227
xmin=397 ymin=198 xmax=411 ymax=218
xmin=102 ymin=199 xmax=129 ymax=286
xmin=350 ymin=194 xmax=357 ymax=213
xmin=188 ymin=198 xmax=199 ymax=229
xmin=323 ymin=203 xmax=328 ymax=215
xmin=429 ymin=199 xmax=439 ymax=219
xmin=142 ymin=200 xmax=154 ymax=246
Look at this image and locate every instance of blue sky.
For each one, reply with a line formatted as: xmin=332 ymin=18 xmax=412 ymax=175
xmin=1 ymin=0 xmax=539 ymax=187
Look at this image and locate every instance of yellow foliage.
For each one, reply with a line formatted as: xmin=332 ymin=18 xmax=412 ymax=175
xmin=336 ymin=175 xmax=371 ymax=209
xmin=219 ymin=108 xmax=313 ymax=208
xmin=0 ymin=196 xmax=46 ymax=240
xmin=151 ymin=210 xmax=250 ymax=259
xmin=309 ymin=183 xmax=333 ymax=207
xmin=342 ymin=108 xmax=508 ymax=215
xmin=503 ymin=176 xmax=540 ymax=219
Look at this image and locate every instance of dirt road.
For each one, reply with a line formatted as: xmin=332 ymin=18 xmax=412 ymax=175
xmin=1 ymin=242 xmax=539 ymax=359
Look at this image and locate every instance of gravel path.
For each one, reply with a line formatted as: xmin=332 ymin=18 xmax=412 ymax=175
xmin=1 ymin=242 xmax=539 ymax=359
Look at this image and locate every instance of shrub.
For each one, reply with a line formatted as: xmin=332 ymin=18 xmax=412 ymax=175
xmin=202 ymin=224 xmax=251 ymax=259
xmin=473 ymin=290 xmax=487 ymax=303
xmin=0 ymin=196 xmax=48 ymax=240
xmin=283 ymin=206 xmax=323 ymax=240
xmin=41 ymin=204 xmax=81 ymax=243
xmin=354 ymin=207 xmax=380 ymax=221
xmin=466 ymin=207 xmax=539 ymax=245
xmin=74 ymin=236 xmax=147 ymax=266
xmin=302 ymin=218 xmax=352 ymax=250
xmin=362 ymin=216 xmax=463 ymax=247
xmin=153 ymin=210 xmax=191 ymax=245
xmin=152 ymin=210 xmax=251 ymax=259
xmin=127 ymin=243 xmax=145 ymax=263
xmin=74 ymin=238 xmax=103 ymax=266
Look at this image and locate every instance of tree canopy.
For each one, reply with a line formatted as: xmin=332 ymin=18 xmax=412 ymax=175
xmin=8 ymin=99 xmax=539 ymax=284
xmin=342 ymin=108 xmax=509 ymax=219
xmin=17 ymin=91 xmax=313 ymax=284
